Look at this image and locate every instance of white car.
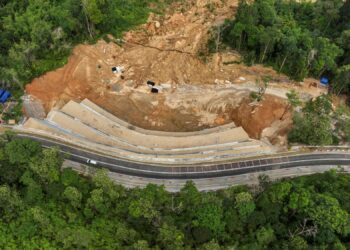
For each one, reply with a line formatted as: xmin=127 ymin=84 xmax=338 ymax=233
xmin=86 ymin=159 xmax=97 ymax=165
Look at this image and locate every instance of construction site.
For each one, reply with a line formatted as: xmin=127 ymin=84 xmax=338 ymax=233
xmin=18 ymin=0 xmax=326 ymax=166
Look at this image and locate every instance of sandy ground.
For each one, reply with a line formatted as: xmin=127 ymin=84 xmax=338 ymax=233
xmin=25 ymin=0 xmax=325 ymax=145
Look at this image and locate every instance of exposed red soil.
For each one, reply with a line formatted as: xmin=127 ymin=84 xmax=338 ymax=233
xmin=231 ymin=95 xmax=292 ymax=140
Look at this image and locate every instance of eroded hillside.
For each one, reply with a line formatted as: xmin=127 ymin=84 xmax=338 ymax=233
xmin=25 ymin=0 xmax=324 ymax=144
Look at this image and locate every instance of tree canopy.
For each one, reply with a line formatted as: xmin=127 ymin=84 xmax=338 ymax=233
xmin=288 ymin=94 xmax=350 ymax=145
xmin=221 ymin=0 xmax=350 ymax=92
xmin=0 ymin=137 xmax=350 ymax=248
xmin=0 ymin=0 xmax=176 ymax=91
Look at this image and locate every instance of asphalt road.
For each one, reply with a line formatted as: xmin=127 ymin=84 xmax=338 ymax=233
xmin=18 ymin=134 xmax=350 ymax=180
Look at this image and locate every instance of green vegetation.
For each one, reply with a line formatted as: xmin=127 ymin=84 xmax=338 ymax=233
xmin=221 ymin=0 xmax=350 ymax=91
xmin=288 ymin=94 xmax=350 ymax=145
xmin=0 ymin=136 xmax=350 ymax=248
xmin=217 ymin=0 xmax=350 ymax=145
xmin=1 ymin=100 xmax=23 ymax=123
xmin=0 ymin=0 xmax=177 ymax=92
xmin=289 ymin=95 xmax=333 ymax=145
xmin=250 ymin=76 xmax=270 ymax=102
xmin=286 ymin=90 xmax=302 ymax=110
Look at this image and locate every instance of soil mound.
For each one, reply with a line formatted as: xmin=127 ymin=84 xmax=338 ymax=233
xmin=231 ymin=95 xmax=292 ymax=144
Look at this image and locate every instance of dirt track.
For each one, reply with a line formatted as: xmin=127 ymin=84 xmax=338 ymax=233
xmin=25 ymin=0 xmax=323 ymax=144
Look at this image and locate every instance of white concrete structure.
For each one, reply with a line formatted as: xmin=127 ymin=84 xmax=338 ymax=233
xmin=17 ymin=99 xmax=275 ymax=165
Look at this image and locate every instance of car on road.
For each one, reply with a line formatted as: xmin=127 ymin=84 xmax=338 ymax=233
xmin=86 ymin=159 xmax=97 ymax=165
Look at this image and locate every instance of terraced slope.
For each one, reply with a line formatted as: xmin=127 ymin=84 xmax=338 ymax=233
xmin=18 ymin=99 xmax=275 ymax=165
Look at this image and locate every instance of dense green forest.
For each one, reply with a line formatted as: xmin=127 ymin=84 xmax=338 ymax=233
xmin=0 ymin=0 xmax=175 ymax=91
xmin=221 ymin=0 xmax=350 ymax=93
xmin=287 ymin=94 xmax=350 ymax=145
xmin=0 ymin=135 xmax=349 ymax=249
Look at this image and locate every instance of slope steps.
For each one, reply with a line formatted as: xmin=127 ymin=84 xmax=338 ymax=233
xmin=60 ymin=100 xmax=250 ymax=149
xmin=19 ymin=99 xmax=275 ymax=165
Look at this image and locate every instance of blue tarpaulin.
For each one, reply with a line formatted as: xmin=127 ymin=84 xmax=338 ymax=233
xmin=320 ymin=77 xmax=329 ymax=85
xmin=0 ymin=90 xmax=11 ymax=103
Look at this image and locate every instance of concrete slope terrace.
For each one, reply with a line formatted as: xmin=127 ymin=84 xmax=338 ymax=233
xmin=17 ymin=99 xmax=275 ymax=165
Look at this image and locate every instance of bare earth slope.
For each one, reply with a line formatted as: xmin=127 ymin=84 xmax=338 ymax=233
xmin=25 ymin=0 xmax=324 ymax=144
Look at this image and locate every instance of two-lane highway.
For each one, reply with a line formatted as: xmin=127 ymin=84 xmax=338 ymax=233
xmin=17 ymin=134 xmax=350 ymax=179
